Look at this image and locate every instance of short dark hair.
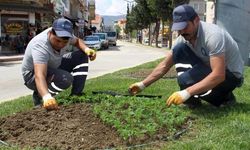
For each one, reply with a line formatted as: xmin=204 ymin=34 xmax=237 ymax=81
xmin=51 ymin=29 xmax=70 ymax=40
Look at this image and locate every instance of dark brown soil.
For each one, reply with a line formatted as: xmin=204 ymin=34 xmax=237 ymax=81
xmin=0 ymin=103 xmax=125 ymax=150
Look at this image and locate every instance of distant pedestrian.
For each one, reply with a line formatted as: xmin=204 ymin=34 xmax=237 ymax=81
xmin=5 ymin=34 xmax=10 ymax=42
xmin=26 ymin=32 xmax=34 ymax=44
xmin=128 ymin=4 xmax=244 ymax=108
xmin=14 ymin=33 xmax=25 ymax=53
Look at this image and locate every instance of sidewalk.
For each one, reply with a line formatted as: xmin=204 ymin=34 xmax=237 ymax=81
xmin=0 ymin=54 xmax=24 ymax=62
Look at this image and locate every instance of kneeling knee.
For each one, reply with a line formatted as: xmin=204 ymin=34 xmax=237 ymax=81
xmin=48 ymin=71 xmax=73 ymax=94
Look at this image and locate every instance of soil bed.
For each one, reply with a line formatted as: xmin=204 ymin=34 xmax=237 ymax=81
xmin=0 ymin=103 xmax=125 ymax=150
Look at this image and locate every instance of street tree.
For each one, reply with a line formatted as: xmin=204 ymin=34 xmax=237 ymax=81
xmin=131 ymin=0 xmax=152 ymax=43
xmin=114 ymin=24 xmax=121 ymax=38
xmin=125 ymin=0 xmax=190 ymax=46
xmin=147 ymin=0 xmax=171 ymax=47
xmin=173 ymin=0 xmax=189 ymax=6
xmin=125 ymin=4 xmax=133 ymax=37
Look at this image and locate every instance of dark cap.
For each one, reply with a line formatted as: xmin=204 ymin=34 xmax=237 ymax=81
xmin=52 ymin=18 xmax=73 ymax=38
xmin=171 ymin=4 xmax=197 ymax=31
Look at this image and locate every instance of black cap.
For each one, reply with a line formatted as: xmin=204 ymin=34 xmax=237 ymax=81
xmin=52 ymin=18 xmax=73 ymax=38
xmin=171 ymin=4 xmax=197 ymax=31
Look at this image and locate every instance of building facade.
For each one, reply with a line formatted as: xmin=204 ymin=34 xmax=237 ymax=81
xmin=91 ymin=14 xmax=104 ymax=32
xmin=0 ymin=0 xmax=94 ymax=54
xmin=205 ymin=0 xmax=215 ymax=23
xmin=0 ymin=0 xmax=54 ymax=53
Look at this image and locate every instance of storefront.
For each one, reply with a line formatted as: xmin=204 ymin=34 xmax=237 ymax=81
xmin=1 ymin=13 xmax=29 ymax=53
xmin=0 ymin=2 xmax=54 ymax=54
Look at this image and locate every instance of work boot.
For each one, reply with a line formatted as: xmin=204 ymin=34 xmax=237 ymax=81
xmin=183 ymin=97 xmax=202 ymax=109
xmin=33 ymin=91 xmax=42 ymax=107
xmin=220 ymin=92 xmax=236 ymax=107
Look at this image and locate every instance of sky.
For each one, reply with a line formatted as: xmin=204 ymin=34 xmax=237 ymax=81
xmin=95 ymin=0 xmax=129 ymax=16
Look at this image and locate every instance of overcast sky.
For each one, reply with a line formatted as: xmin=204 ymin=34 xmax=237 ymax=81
xmin=95 ymin=0 xmax=128 ymax=16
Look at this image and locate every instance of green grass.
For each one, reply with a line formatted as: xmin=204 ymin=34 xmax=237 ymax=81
xmin=0 ymin=96 xmax=33 ymax=117
xmin=163 ymin=67 xmax=250 ymax=150
xmin=1 ymin=59 xmax=250 ymax=149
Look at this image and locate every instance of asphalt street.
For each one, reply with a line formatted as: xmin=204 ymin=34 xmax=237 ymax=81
xmin=0 ymin=41 xmax=167 ymax=103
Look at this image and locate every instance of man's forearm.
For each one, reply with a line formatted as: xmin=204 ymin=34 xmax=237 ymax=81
xmin=143 ymin=63 xmax=169 ymax=86
xmin=186 ymin=73 xmax=224 ymax=96
xmin=187 ymin=55 xmax=226 ymax=96
xmin=35 ymin=75 xmax=49 ymax=97
xmin=143 ymin=53 xmax=173 ymax=87
xmin=75 ymin=38 xmax=88 ymax=52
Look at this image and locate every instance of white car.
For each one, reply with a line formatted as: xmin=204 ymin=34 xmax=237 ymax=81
xmin=92 ymin=33 xmax=109 ymax=49
xmin=105 ymin=31 xmax=117 ymax=46
xmin=83 ymin=36 xmax=101 ymax=50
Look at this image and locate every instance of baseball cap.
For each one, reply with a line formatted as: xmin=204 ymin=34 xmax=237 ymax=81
xmin=171 ymin=4 xmax=197 ymax=31
xmin=52 ymin=18 xmax=73 ymax=38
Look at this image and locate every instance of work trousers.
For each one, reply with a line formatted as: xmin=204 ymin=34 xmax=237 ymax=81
xmin=24 ymin=50 xmax=89 ymax=98
xmin=172 ymin=43 xmax=243 ymax=107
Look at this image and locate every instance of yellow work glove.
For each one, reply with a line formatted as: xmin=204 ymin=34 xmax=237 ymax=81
xmin=85 ymin=48 xmax=96 ymax=61
xmin=42 ymin=93 xmax=59 ymax=110
xmin=166 ymin=90 xmax=191 ymax=107
xmin=128 ymin=82 xmax=146 ymax=95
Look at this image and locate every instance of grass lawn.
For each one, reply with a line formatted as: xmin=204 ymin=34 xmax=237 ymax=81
xmin=1 ymin=59 xmax=250 ymax=149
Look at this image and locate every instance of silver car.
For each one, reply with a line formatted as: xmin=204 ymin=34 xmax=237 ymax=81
xmin=83 ymin=36 xmax=101 ymax=50
xmin=92 ymin=33 xmax=109 ymax=49
xmin=105 ymin=31 xmax=117 ymax=46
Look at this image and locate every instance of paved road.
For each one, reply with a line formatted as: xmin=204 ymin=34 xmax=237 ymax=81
xmin=0 ymin=41 xmax=167 ymax=103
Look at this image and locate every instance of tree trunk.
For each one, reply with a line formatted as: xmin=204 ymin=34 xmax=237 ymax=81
xmin=140 ymin=29 xmax=143 ymax=44
xmin=148 ymin=24 xmax=151 ymax=46
xmin=150 ymin=23 xmax=155 ymax=45
xmin=169 ymin=31 xmax=173 ymax=49
xmin=155 ymin=18 xmax=160 ymax=48
xmin=162 ymin=20 xmax=164 ymax=40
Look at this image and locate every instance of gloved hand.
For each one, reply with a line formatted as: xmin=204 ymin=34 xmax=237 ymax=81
xmin=166 ymin=90 xmax=191 ymax=107
xmin=42 ymin=93 xmax=59 ymax=110
xmin=128 ymin=82 xmax=146 ymax=95
xmin=85 ymin=48 xmax=96 ymax=61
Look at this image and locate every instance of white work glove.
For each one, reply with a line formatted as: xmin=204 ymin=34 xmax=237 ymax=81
xmin=166 ymin=90 xmax=191 ymax=107
xmin=128 ymin=82 xmax=146 ymax=95
xmin=85 ymin=48 xmax=96 ymax=61
xmin=42 ymin=93 xmax=59 ymax=110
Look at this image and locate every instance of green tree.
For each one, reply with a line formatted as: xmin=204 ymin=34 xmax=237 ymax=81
xmin=173 ymin=0 xmax=189 ymax=7
xmin=125 ymin=4 xmax=132 ymax=35
xmin=129 ymin=0 xmax=152 ymax=43
xmin=114 ymin=24 xmax=121 ymax=38
xmin=125 ymin=0 xmax=190 ymax=46
xmin=133 ymin=0 xmax=152 ymax=30
xmin=148 ymin=0 xmax=190 ymax=48
xmin=147 ymin=0 xmax=171 ymax=47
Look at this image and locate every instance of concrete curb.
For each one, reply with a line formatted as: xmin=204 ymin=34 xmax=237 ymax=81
xmin=0 ymin=55 xmax=24 ymax=62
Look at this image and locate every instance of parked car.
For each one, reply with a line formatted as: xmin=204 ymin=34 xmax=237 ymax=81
xmin=105 ymin=31 xmax=117 ymax=46
xmin=92 ymin=33 xmax=109 ymax=49
xmin=83 ymin=35 xmax=101 ymax=50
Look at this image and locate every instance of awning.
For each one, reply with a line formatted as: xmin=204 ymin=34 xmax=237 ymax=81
xmin=0 ymin=3 xmax=54 ymax=14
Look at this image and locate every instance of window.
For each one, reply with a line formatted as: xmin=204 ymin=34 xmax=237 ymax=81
xmin=193 ymin=3 xmax=199 ymax=11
